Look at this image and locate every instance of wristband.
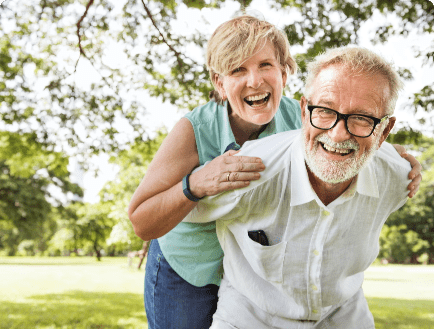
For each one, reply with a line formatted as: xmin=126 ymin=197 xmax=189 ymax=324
xmin=182 ymin=174 xmax=204 ymax=202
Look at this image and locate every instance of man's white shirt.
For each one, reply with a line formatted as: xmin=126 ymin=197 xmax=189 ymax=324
xmin=184 ymin=130 xmax=410 ymax=328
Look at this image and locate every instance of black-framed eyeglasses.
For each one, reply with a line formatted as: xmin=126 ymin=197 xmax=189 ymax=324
xmin=306 ymin=105 xmax=389 ymax=138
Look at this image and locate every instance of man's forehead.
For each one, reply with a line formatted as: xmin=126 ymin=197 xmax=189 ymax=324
xmin=310 ymin=65 xmax=388 ymax=115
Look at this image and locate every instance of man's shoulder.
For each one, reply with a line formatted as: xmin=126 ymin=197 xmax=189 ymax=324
xmin=374 ymin=142 xmax=412 ymax=174
xmin=371 ymin=142 xmax=411 ymax=196
xmin=241 ymin=130 xmax=301 ymax=155
xmin=234 ymin=130 xmax=301 ymax=186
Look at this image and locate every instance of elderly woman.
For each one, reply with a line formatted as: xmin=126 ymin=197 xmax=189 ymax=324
xmin=128 ymin=15 xmax=421 ymax=329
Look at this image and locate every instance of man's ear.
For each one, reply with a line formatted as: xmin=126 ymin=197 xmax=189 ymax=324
xmin=378 ymin=116 xmax=396 ymax=147
xmin=213 ymin=74 xmax=227 ymax=100
xmin=300 ymin=96 xmax=308 ymax=122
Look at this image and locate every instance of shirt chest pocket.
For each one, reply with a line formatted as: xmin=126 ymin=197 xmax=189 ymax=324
xmin=239 ymin=234 xmax=287 ymax=283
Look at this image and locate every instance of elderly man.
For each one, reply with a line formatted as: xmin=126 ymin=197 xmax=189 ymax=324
xmin=183 ymin=46 xmax=411 ymax=328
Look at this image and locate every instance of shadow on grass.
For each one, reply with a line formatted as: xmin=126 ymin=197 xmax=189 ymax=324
xmin=0 ymin=291 xmax=147 ymax=329
xmin=368 ymin=297 xmax=434 ymax=329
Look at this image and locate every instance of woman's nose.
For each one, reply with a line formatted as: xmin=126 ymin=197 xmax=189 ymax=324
xmin=246 ymin=70 xmax=263 ymax=89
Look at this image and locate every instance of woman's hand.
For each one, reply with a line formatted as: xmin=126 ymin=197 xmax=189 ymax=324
xmin=128 ymin=118 xmax=265 ymax=240
xmin=393 ymin=144 xmax=422 ymax=198
xmin=189 ymin=150 xmax=265 ymax=199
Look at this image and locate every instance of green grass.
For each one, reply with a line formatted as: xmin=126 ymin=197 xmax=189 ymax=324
xmin=363 ymin=265 xmax=434 ymax=329
xmin=0 ymin=258 xmax=433 ymax=328
xmin=367 ymin=298 xmax=434 ymax=329
xmin=0 ymin=256 xmax=148 ymax=329
xmin=0 ymin=291 xmax=146 ymax=329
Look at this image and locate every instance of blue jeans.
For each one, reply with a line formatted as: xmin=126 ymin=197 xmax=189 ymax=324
xmin=145 ymin=239 xmax=219 ymax=329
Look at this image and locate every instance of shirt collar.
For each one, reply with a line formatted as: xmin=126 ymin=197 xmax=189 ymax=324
xmin=290 ymin=134 xmax=317 ymax=206
xmin=354 ymin=160 xmax=379 ymax=198
xmin=290 ymin=133 xmax=379 ymax=207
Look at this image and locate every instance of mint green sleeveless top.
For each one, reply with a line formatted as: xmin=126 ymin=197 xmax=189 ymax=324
xmin=157 ymin=96 xmax=302 ymax=286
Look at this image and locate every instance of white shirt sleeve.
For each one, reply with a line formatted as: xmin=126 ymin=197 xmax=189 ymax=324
xmin=376 ymin=141 xmax=411 ymax=213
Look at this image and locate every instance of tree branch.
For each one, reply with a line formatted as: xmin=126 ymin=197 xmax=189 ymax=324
xmin=76 ymin=0 xmax=95 ymax=60
xmin=140 ymin=0 xmax=186 ymax=73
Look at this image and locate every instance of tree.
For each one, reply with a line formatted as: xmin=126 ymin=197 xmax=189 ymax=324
xmin=0 ymin=131 xmax=82 ymax=255
xmin=74 ymin=202 xmax=114 ymax=260
xmin=116 ymin=0 xmax=434 ymax=129
xmin=45 ymin=132 xmax=165 ymax=258
xmin=1 ymin=0 xmax=433 ymax=256
xmin=100 ymin=131 xmax=166 ymax=253
xmin=384 ymin=134 xmax=434 ymax=263
xmin=0 ymin=0 xmax=150 ymax=161
xmin=2 ymin=0 xmax=432 ymax=143
xmin=50 ymin=202 xmax=115 ymax=260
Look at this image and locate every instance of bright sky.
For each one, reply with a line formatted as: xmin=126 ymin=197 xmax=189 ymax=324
xmin=77 ymin=0 xmax=434 ymax=203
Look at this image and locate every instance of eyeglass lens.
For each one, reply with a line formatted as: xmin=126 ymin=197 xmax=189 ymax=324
xmin=311 ymin=108 xmax=375 ymax=137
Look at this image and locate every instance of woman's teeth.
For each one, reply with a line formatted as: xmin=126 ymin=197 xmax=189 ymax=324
xmin=244 ymin=93 xmax=270 ymax=106
xmin=322 ymin=143 xmax=351 ymax=155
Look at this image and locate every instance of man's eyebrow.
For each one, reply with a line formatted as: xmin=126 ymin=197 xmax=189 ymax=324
xmin=317 ymin=100 xmax=334 ymax=108
xmin=354 ymin=109 xmax=377 ymax=116
xmin=317 ymin=100 xmax=378 ymax=116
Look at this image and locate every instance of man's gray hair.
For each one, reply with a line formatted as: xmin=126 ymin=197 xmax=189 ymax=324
xmin=304 ymin=46 xmax=404 ymax=115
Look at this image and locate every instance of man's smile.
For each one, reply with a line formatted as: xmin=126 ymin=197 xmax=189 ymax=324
xmin=320 ymin=142 xmax=354 ymax=156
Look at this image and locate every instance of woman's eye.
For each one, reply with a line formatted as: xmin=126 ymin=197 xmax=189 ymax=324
xmin=260 ymin=62 xmax=272 ymax=67
xmin=231 ymin=67 xmax=242 ymax=74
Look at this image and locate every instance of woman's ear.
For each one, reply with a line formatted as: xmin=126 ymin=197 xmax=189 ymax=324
xmin=282 ymin=69 xmax=287 ymax=88
xmin=214 ymin=74 xmax=227 ymax=100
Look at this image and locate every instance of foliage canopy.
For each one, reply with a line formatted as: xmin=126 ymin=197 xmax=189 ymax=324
xmin=0 ymin=0 xmax=433 ymax=259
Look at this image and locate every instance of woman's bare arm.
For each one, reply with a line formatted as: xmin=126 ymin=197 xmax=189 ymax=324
xmin=128 ymin=118 xmax=265 ymax=240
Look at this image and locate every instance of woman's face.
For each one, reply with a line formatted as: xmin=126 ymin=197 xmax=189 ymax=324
xmin=215 ymin=41 xmax=287 ymax=128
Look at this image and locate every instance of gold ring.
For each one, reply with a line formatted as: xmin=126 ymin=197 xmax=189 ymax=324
xmin=226 ymin=172 xmax=231 ymax=182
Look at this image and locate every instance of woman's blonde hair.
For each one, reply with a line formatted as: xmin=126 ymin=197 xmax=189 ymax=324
xmin=304 ymin=46 xmax=404 ymax=115
xmin=207 ymin=15 xmax=297 ymax=104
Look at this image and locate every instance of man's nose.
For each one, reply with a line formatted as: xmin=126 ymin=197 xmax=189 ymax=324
xmin=328 ymin=118 xmax=352 ymax=142
xmin=247 ymin=69 xmax=263 ymax=89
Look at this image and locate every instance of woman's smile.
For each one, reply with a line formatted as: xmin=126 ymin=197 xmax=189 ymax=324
xmin=244 ymin=92 xmax=271 ymax=107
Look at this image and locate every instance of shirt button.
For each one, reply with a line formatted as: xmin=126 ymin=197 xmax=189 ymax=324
xmin=313 ymin=250 xmax=320 ymax=256
xmin=322 ymin=210 xmax=330 ymax=216
xmin=311 ymin=285 xmax=318 ymax=291
xmin=312 ymin=309 xmax=318 ymax=314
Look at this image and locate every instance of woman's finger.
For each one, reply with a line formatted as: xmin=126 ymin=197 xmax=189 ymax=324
xmin=222 ymin=157 xmax=265 ymax=173
xmin=223 ymin=172 xmax=261 ymax=182
xmin=223 ymin=149 xmax=240 ymax=156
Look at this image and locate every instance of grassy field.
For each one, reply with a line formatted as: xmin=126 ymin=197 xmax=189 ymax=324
xmin=0 ymin=257 xmax=147 ymax=329
xmin=363 ymin=265 xmax=434 ymax=329
xmin=0 ymin=257 xmax=433 ymax=328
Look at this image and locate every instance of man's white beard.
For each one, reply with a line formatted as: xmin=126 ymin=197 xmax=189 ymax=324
xmin=302 ymin=128 xmax=382 ymax=184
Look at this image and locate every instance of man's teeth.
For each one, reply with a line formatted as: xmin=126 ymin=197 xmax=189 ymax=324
xmin=245 ymin=93 xmax=269 ymax=102
xmin=322 ymin=143 xmax=351 ymax=154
